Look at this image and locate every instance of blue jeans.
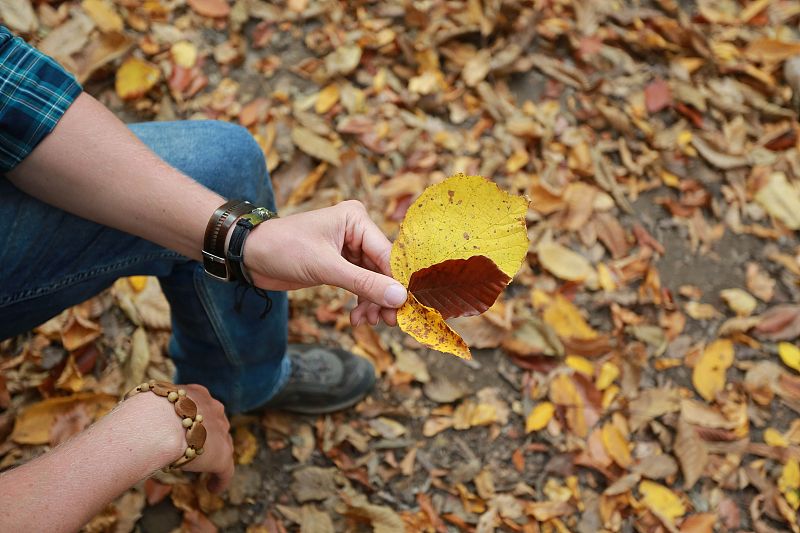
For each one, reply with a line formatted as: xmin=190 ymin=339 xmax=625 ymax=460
xmin=0 ymin=121 xmax=290 ymax=414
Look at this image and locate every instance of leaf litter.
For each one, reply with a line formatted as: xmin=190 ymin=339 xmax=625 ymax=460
xmin=3 ymin=0 xmax=800 ymax=531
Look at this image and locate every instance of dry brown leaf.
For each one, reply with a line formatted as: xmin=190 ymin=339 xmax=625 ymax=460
xmin=12 ymin=393 xmax=117 ymax=445
xmin=187 ymin=0 xmax=230 ymax=18
xmin=291 ymin=126 xmax=341 ymax=166
xmin=674 ymin=417 xmax=709 ymax=489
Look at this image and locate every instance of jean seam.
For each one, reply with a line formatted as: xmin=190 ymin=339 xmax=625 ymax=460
xmin=0 ymin=250 xmax=183 ymax=307
xmin=192 ymin=266 xmax=244 ymax=411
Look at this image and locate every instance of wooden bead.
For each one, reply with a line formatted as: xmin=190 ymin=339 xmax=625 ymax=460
xmin=184 ymin=447 xmax=196 ymax=459
xmin=174 ymin=397 xmax=197 ymax=419
xmin=182 ymin=418 xmax=193 ymax=428
xmin=186 ymin=421 xmax=207 ymax=449
xmin=167 ymin=391 xmax=178 ymax=403
xmin=195 ymin=414 xmax=203 ymax=423
xmin=196 ymin=448 xmax=204 ymax=455
xmin=151 ymin=381 xmax=177 ymax=397
xmin=178 ymin=389 xmax=186 ymax=397
xmin=140 ymin=382 xmax=150 ymax=392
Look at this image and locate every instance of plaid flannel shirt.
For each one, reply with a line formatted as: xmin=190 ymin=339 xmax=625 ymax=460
xmin=0 ymin=25 xmax=82 ymax=173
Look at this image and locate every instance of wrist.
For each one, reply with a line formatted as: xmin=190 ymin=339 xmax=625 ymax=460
xmin=117 ymin=392 xmax=187 ymax=469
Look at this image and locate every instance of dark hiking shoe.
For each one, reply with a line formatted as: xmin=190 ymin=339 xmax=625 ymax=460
xmin=258 ymin=344 xmax=375 ymax=414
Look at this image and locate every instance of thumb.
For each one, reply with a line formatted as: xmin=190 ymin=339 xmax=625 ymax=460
xmin=330 ymin=259 xmax=407 ymax=308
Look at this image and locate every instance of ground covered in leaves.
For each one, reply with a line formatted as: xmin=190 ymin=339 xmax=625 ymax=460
xmin=3 ymin=0 xmax=800 ymax=531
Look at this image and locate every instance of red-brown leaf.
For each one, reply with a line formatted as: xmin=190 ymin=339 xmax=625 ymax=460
xmin=644 ymin=78 xmax=672 ymax=113
xmin=408 ymin=256 xmax=511 ymax=319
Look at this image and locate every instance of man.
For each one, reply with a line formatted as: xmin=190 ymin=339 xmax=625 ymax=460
xmin=0 ymin=25 xmax=407 ymax=414
xmin=0 ymin=24 xmax=407 ymax=529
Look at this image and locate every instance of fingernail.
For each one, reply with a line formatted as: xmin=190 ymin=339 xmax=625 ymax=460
xmin=384 ymin=284 xmax=407 ymax=307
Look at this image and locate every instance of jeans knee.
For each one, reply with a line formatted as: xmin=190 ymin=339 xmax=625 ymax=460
xmin=204 ymin=121 xmax=272 ymax=205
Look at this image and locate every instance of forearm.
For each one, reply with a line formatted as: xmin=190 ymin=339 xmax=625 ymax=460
xmin=6 ymin=92 xmax=222 ymax=260
xmin=0 ymin=393 xmax=184 ymax=533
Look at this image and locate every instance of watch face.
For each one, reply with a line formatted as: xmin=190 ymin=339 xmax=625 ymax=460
xmin=252 ymin=207 xmax=276 ymax=219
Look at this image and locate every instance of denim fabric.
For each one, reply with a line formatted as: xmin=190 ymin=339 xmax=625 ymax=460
xmin=0 ymin=120 xmax=289 ymax=414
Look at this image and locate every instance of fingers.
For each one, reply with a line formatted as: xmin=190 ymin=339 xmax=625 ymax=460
xmin=330 ymin=256 xmax=407 ymax=308
xmin=380 ymin=307 xmax=397 ymax=327
xmin=208 ymin=444 xmax=234 ymax=493
xmin=343 ymin=201 xmax=394 ymax=276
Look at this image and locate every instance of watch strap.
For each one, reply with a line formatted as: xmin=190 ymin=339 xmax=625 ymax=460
xmin=202 ymin=200 xmax=254 ymax=280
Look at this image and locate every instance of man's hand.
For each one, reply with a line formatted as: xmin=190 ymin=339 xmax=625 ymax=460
xmin=244 ymin=200 xmax=407 ymax=326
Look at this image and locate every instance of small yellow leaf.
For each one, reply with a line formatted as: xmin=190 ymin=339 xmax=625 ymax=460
xmin=692 ymin=339 xmax=734 ymax=401
xmin=82 ymin=0 xmax=123 ymax=33
xmin=127 ymin=275 xmax=148 ymax=293
xmin=566 ymin=355 xmax=594 ymax=376
xmin=115 ymin=57 xmax=160 ymax=100
xmin=765 ymin=427 xmax=789 ymax=448
xmin=171 ymin=41 xmax=198 ymax=69
xmin=597 ymin=263 xmax=617 ymax=292
xmin=601 ymin=423 xmax=632 ymax=468
xmin=542 ymin=294 xmax=597 ymax=340
xmin=396 ymin=294 xmax=471 ymax=359
xmin=506 ymin=150 xmax=529 ymax=173
xmin=779 ymin=342 xmax=800 ymax=373
xmin=720 ymin=288 xmax=757 ymax=317
xmin=233 ymin=426 xmax=258 ymax=465
xmin=315 ymin=83 xmax=340 ymax=114
xmin=596 ymin=362 xmax=619 ymax=391
xmin=525 ymin=402 xmax=555 ymax=433
xmin=780 ymin=459 xmax=800 ymax=493
xmin=537 ymin=241 xmax=595 ymax=282
xmin=639 ymin=480 xmax=686 ymax=523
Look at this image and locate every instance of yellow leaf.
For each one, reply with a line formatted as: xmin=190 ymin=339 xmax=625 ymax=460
xmin=755 ymin=172 xmax=800 ymax=230
xmin=128 ymin=275 xmax=148 ymax=293
xmin=542 ymin=294 xmax=597 ymax=340
xmin=596 ymin=361 xmax=619 ymax=391
xmin=525 ymin=402 xmax=555 ymax=433
xmin=566 ymin=355 xmax=594 ymax=376
xmin=537 ymin=241 xmax=595 ymax=282
xmin=115 ymin=57 xmax=160 ymax=100
xmin=639 ymin=480 xmax=686 ymax=523
xmin=234 ymin=426 xmax=258 ymax=465
xmin=780 ymin=459 xmax=800 ymax=492
xmin=397 ymin=294 xmax=471 ymax=359
xmin=779 ymin=342 xmax=800 ymax=373
xmin=692 ymin=339 xmax=734 ymax=401
xmin=597 ymin=263 xmax=617 ymax=292
xmin=391 ymin=174 xmax=528 ymax=286
xmin=601 ymin=423 xmax=632 ymax=468
xmin=82 ymin=0 xmax=123 ymax=33
xmin=720 ymin=288 xmax=757 ymax=316
xmin=765 ymin=427 xmax=789 ymax=448
xmin=11 ymin=393 xmax=117 ymax=445
xmin=506 ymin=150 xmax=529 ymax=173
xmin=171 ymin=41 xmax=198 ymax=69
xmin=391 ymin=174 xmax=528 ymax=357
xmin=315 ymin=83 xmax=340 ymax=114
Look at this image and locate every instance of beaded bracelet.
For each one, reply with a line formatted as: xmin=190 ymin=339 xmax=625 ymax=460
xmin=124 ymin=380 xmax=207 ymax=470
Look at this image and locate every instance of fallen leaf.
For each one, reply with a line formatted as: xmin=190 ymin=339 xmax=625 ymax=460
xmin=779 ymin=342 xmax=800 ymax=373
xmin=720 ymin=288 xmax=757 ymax=316
xmin=755 ymin=305 xmax=800 ymax=341
xmin=537 ymin=241 xmax=595 ymax=282
xmin=291 ymin=126 xmax=341 ymax=166
xmin=300 ymin=505 xmax=334 ymax=533
xmin=315 ymin=83 xmax=340 ymax=114
xmin=187 ymin=0 xmax=230 ymax=18
xmin=81 ymin=0 xmax=122 ymax=33
xmin=692 ymin=339 xmax=734 ymax=401
xmin=542 ymin=294 xmax=598 ymax=341
xmin=234 ymin=426 xmax=258 ymax=465
xmin=601 ymin=422 xmax=633 ymax=468
xmin=12 ymin=392 xmax=117 ymax=445
xmin=645 ymin=78 xmax=672 ymax=113
xmin=746 ymin=262 xmax=775 ymax=302
xmin=49 ymin=401 xmax=92 ymax=446
xmin=116 ymin=57 xmax=161 ymax=101
xmin=679 ymin=513 xmax=716 ymax=533
xmin=674 ymin=417 xmax=709 ymax=489
xmin=0 ymin=0 xmax=37 ymax=33
xmin=639 ymin=480 xmax=686 ymax=523
xmin=397 ymin=294 xmax=471 ymax=359
xmin=754 ymin=172 xmax=800 ymax=230
xmin=746 ymin=38 xmax=800 ymax=63
xmin=525 ymin=402 xmax=555 ymax=433
xmin=61 ymin=312 xmax=101 ymax=352
xmin=123 ymin=327 xmax=150 ymax=392
xmin=325 ymin=44 xmax=362 ymax=76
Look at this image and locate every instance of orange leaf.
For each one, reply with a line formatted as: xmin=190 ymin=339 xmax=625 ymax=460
xmin=187 ymin=0 xmax=230 ymax=18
